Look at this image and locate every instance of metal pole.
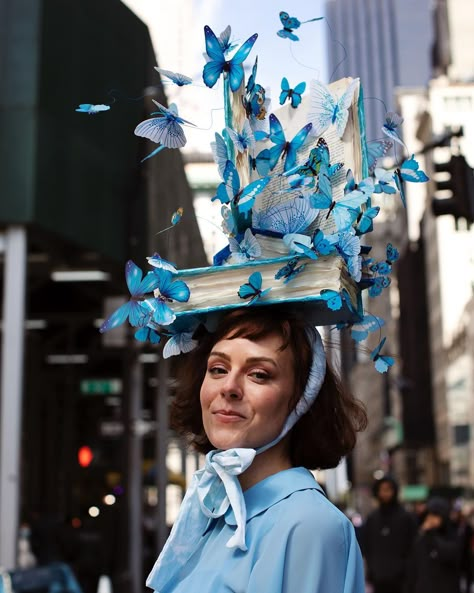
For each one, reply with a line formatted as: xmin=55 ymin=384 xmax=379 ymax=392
xmin=0 ymin=226 xmax=27 ymax=569
xmin=129 ymin=352 xmax=143 ymax=593
xmin=155 ymin=356 xmax=169 ymax=552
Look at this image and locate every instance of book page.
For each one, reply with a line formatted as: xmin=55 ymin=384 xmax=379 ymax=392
xmin=248 ymin=77 xmax=365 ymax=236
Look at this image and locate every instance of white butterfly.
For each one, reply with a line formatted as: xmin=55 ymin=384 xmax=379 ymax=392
xmin=228 ymin=228 xmax=262 ymax=263
xmin=308 ymin=78 xmax=359 ymax=138
xmin=226 ymin=120 xmax=256 ymax=154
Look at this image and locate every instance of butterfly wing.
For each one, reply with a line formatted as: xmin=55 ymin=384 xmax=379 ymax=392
xmin=308 ymin=80 xmax=337 ymax=137
xmin=285 ymin=123 xmax=313 ymax=172
xmin=367 ymin=140 xmax=393 ymax=174
xmin=213 ymin=160 xmax=240 ymax=204
xmin=134 ymin=117 xmax=186 ymax=149
xmin=135 ymin=326 xmax=162 ymax=344
xmin=393 ymin=170 xmax=407 ymax=208
xmin=151 ymin=299 xmax=176 ymax=326
xmin=228 ymin=33 xmax=258 ymax=92
xmin=334 ymin=78 xmax=359 ymax=138
xmin=211 ymin=132 xmax=230 ymax=179
xmin=355 ymin=206 xmax=380 ymax=235
xmin=279 ymin=77 xmax=290 ymax=105
xmin=320 ymin=289 xmax=342 ymax=311
xmin=351 ymin=315 xmax=385 ymax=342
xmin=400 ymin=155 xmax=429 ymax=182
xmin=238 ymin=271 xmax=263 ymax=300
xmin=155 ymin=68 xmax=192 ymax=86
xmin=268 ymin=114 xmax=286 ymax=169
xmin=203 ymin=25 xmax=225 ymax=88
xmin=236 ymin=176 xmax=271 ymax=213
xmin=163 ymin=332 xmax=197 ymax=358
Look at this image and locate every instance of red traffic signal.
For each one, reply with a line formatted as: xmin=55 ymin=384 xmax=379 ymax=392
xmin=78 ymin=445 xmax=94 ymax=468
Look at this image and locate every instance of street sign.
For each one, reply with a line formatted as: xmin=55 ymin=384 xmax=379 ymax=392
xmin=80 ymin=379 xmax=122 ymax=395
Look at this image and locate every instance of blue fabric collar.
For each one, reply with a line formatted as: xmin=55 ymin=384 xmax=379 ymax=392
xmin=224 ymin=467 xmax=323 ymax=526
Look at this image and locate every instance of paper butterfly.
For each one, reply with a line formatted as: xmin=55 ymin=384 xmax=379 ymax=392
xmin=319 ymin=289 xmax=343 ymax=311
xmin=354 ymin=206 xmax=380 ymax=235
xmin=163 ymin=330 xmax=198 ymax=358
xmin=151 ymin=269 xmax=190 ymax=326
xmin=370 ymin=243 xmax=399 ymax=275
xmin=99 ymin=261 xmax=159 ymax=332
xmin=237 ymin=271 xmax=271 ymax=304
xmin=332 ymin=230 xmax=362 ymax=281
xmin=393 ymin=155 xmax=429 ymax=207
xmin=217 ymin=25 xmax=237 ymax=55
xmin=277 ymin=11 xmax=323 ymax=41
xmin=279 ymin=77 xmax=306 ymax=108
xmin=228 ymin=229 xmax=262 ymax=262
xmin=310 ymin=168 xmax=370 ymax=231
xmin=373 ymin=168 xmax=397 ymax=194
xmin=243 ymin=57 xmax=268 ymax=121
xmin=203 ymin=25 xmax=258 ymax=92
xmin=211 ymin=132 xmax=231 ymax=179
xmin=350 ymin=315 xmax=385 ymax=342
xmin=275 ymin=258 xmax=306 ymax=284
xmin=253 ymin=197 xmax=319 ymax=235
xmin=344 ymin=170 xmax=375 ymax=199
xmin=283 ymin=229 xmax=334 ymax=260
xmin=367 ymin=140 xmax=393 ymax=174
xmin=212 ymin=160 xmax=271 ymax=213
xmin=308 ymin=78 xmax=359 ymax=138
xmin=268 ymin=114 xmax=313 ymax=172
xmin=370 ymin=337 xmax=394 ymax=373
xmin=221 ymin=205 xmax=237 ymax=236
xmin=249 ymin=148 xmax=272 ymax=177
xmin=134 ymin=100 xmax=195 ymax=149
xmin=146 ymin=254 xmax=177 ymax=273
xmin=75 ymin=104 xmax=110 ymax=114
xmin=286 ymin=137 xmax=343 ymax=179
xmin=368 ymin=275 xmax=391 ymax=298
xmin=382 ymin=112 xmax=405 ymax=146
xmin=154 ymin=67 xmax=192 ymax=86
xmin=226 ymin=120 xmax=255 ymax=154
xmin=135 ymin=325 xmax=162 ymax=345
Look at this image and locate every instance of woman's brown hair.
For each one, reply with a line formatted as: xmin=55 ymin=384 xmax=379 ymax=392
xmin=170 ymin=306 xmax=367 ymax=469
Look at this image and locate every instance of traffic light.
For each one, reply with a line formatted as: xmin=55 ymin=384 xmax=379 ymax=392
xmin=432 ymin=154 xmax=474 ymax=224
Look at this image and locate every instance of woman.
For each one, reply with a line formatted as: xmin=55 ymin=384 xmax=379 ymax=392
xmin=147 ymin=306 xmax=367 ymax=593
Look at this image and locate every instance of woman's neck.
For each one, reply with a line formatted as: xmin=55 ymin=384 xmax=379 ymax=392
xmin=238 ymin=439 xmax=292 ymax=491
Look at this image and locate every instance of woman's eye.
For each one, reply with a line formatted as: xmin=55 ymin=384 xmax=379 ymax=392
xmin=250 ymin=371 xmax=270 ymax=381
xmin=208 ymin=366 xmax=226 ymax=375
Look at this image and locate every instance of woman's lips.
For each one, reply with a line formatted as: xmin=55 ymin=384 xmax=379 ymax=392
xmin=213 ymin=410 xmax=245 ymax=422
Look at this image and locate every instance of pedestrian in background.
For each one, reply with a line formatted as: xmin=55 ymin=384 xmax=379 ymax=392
xmin=451 ymin=500 xmax=473 ymax=593
xmin=405 ymin=496 xmax=462 ymax=593
xmin=361 ymin=475 xmax=417 ymax=593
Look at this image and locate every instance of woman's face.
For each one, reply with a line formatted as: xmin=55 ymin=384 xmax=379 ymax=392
xmin=200 ymin=333 xmax=295 ymax=450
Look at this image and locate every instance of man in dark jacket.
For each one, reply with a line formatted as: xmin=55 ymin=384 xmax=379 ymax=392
xmin=405 ymin=496 xmax=462 ymax=593
xmin=362 ymin=476 xmax=418 ymax=593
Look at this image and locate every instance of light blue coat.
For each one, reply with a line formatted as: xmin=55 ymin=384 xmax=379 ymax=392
xmin=149 ymin=466 xmax=365 ymax=593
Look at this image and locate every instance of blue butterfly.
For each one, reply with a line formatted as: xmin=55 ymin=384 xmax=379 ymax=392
xmin=286 ymin=138 xmax=343 ymax=179
xmin=249 ymin=148 xmax=272 ymax=177
xmin=310 ymin=167 xmax=370 ymax=231
xmin=275 ymin=258 xmax=306 ymax=284
xmin=211 ymin=132 xmax=231 ymax=179
xmin=279 ymin=77 xmax=306 ymax=108
xmin=393 ymin=155 xmax=429 ymax=207
xmin=370 ymin=337 xmax=394 ymax=373
xmin=154 ymin=67 xmax=192 ymax=86
xmin=367 ymin=140 xmax=393 ymax=174
xmin=368 ymin=275 xmax=391 ymax=298
xmin=228 ymin=229 xmax=262 ymax=262
xmin=99 ymin=261 xmax=160 ymax=333
xmin=308 ymin=78 xmax=359 ymax=138
xmin=268 ymin=114 xmax=313 ymax=172
xmin=238 ymin=271 xmax=271 ymax=304
xmin=319 ymin=289 xmax=343 ymax=311
xmin=374 ymin=168 xmax=396 ymax=194
xmin=226 ymin=121 xmax=255 ymax=153
xmin=203 ymin=25 xmax=258 ymax=92
xmin=135 ymin=325 xmax=162 ymax=345
xmin=382 ymin=112 xmax=404 ymax=146
xmin=146 ymin=254 xmax=177 ymax=274
xmin=283 ymin=229 xmax=334 ymax=260
xmin=151 ymin=269 xmax=190 ymax=326
xmin=212 ymin=160 xmax=271 ymax=213
xmin=277 ymin=11 xmax=323 ymax=41
xmin=344 ymin=169 xmax=375 ymax=198
xmin=134 ymin=101 xmax=195 ymax=149
xmin=332 ymin=230 xmax=362 ymax=281
xmin=75 ymin=103 xmax=110 ymax=115
xmin=354 ymin=206 xmax=380 ymax=235
xmin=217 ymin=25 xmax=237 ymax=55
xmin=370 ymin=243 xmax=399 ymax=275
xmin=243 ymin=57 xmax=268 ymax=121
xmin=253 ymin=197 xmax=319 ymax=235
xmin=350 ymin=315 xmax=385 ymax=342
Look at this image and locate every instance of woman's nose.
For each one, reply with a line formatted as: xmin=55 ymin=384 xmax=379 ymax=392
xmin=220 ymin=372 xmax=243 ymax=400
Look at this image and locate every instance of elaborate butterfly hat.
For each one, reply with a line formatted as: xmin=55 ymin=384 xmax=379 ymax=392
xmin=99 ymin=16 xmax=429 ymax=373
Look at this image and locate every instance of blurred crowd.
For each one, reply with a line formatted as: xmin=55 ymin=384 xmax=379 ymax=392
xmin=348 ymin=476 xmax=474 ymax=593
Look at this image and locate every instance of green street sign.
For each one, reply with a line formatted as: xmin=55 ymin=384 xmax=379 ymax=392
xmin=80 ymin=379 xmax=122 ymax=395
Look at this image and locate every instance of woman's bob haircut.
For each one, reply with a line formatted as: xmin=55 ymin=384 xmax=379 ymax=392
xmin=171 ymin=306 xmax=367 ymax=469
